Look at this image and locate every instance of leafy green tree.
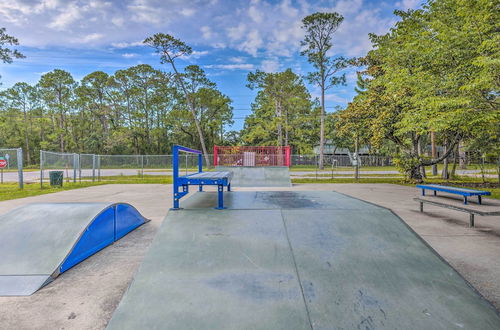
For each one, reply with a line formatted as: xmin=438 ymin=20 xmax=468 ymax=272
xmin=168 ymin=65 xmax=233 ymax=151
xmin=243 ymin=69 xmax=317 ymax=153
xmin=0 ymin=28 xmax=25 ymax=64
xmin=340 ymin=0 xmax=499 ymax=181
xmin=301 ymin=12 xmax=349 ymax=168
xmin=144 ymin=33 xmax=210 ymax=165
xmin=39 ymin=69 xmax=76 ymax=152
xmin=2 ymin=83 xmax=41 ymax=164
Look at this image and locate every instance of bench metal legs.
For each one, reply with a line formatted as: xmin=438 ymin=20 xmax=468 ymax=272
xmin=478 ymin=195 xmax=482 ymax=205
xmin=216 ymin=184 xmax=225 ymax=209
xmin=463 ymin=196 xmax=468 ymax=205
xmin=469 ymin=214 xmax=475 ymax=227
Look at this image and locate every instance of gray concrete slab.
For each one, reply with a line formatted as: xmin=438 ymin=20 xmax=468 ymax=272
xmin=181 ymin=190 xmax=377 ymax=210
xmin=216 ymin=166 xmax=292 ymax=187
xmin=284 ymin=208 xmax=500 ymax=329
xmin=107 ymin=209 xmax=310 ymax=330
xmin=108 ymin=191 xmax=500 ymax=329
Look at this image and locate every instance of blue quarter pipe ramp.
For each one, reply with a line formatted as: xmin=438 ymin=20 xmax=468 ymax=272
xmin=0 ymin=202 xmax=148 ymax=296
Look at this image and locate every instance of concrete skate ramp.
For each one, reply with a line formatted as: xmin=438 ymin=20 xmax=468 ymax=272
xmin=0 ymin=203 xmax=148 ymax=296
xmin=107 ymin=191 xmax=500 ymax=329
xmin=215 ymin=166 xmax=291 ymax=187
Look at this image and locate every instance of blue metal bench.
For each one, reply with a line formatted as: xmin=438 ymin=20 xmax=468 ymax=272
xmin=416 ymin=184 xmax=491 ymax=205
xmin=172 ymin=145 xmax=232 ymax=210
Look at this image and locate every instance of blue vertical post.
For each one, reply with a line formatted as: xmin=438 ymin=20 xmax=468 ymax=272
xmin=172 ymin=145 xmax=180 ymax=209
xmin=198 ymin=153 xmax=203 ymax=192
xmin=217 ymin=184 xmax=224 ymax=209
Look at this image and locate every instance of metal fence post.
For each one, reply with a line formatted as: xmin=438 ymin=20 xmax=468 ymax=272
xmin=40 ymin=150 xmax=43 ymax=188
xmin=73 ymin=153 xmax=77 ymax=183
xmin=141 ymin=155 xmax=144 ymax=178
xmin=17 ymin=148 xmax=23 ymax=189
xmin=92 ymin=154 xmax=96 ymax=182
xmin=98 ymin=155 xmax=101 ymax=181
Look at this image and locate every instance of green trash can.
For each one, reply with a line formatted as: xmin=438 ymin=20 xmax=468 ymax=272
xmin=49 ymin=171 xmax=63 ymax=187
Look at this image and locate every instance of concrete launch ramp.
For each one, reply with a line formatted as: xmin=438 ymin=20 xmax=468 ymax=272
xmin=0 ymin=203 xmax=148 ymax=296
xmin=215 ymin=166 xmax=291 ymax=187
xmin=107 ymin=191 xmax=500 ymax=329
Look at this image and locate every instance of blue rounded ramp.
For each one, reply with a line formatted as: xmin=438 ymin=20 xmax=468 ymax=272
xmin=0 ymin=203 xmax=148 ymax=296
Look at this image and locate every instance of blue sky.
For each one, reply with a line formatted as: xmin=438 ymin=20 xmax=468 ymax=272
xmin=0 ymin=0 xmax=422 ymax=130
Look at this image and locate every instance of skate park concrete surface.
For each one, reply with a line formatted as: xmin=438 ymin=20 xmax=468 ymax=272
xmin=0 ymin=184 xmax=499 ymax=329
xmin=107 ymin=190 xmax=500 ymax=329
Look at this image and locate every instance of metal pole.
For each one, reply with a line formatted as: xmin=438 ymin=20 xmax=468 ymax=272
xmin=92 ymin=154 xmax=96 ymax=182
xmin=17 ymin=148 xmax=23 ymax=189
xmin=73 ymin=153 xmax=77 ymax=183
xmin=40 ymin=150 xmax=43 ymax=189
xmin=78 ymin=154 xmax=82 ymax=183
xmin=141 ymin=155 xmax=144 ymax=178
xmin=355 ymin=135 xmax=360 ymax=180
xmin=98 ymin=155 xmax=101 ymax=181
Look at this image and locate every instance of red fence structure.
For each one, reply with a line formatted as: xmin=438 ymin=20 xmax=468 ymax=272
xmin=214 ymin=146 xmax=291 ymax=167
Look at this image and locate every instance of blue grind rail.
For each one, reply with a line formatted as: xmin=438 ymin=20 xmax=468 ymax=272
xmin=416 ymin=184 xmax=491 ymax=205
xmin=172 ymin=145 xmax=232 ymax=210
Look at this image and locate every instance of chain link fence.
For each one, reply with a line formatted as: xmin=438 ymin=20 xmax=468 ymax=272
xmin=37 ymin=150 xmax=499 ymax=185
xmin=0 ymin=148 xmax=24 ymax=188
xmin=39 ymin=151 xmax=79 ymax=187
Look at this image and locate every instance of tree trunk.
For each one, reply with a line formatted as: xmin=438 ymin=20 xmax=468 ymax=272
xmin=417 ymin=136 xmax=426 ymax=178
xmin=451 ymin=143 xmax=459 ymax=178
xmin=284 ymin=107 xmax=289 ymax=147
xmin=442 ymin=140 xmax=449 ymax=180
xmin=319 ymin=82 xmax=325 ymax=169
xmin=459 ymin=141 xmax=467 ymax=169
xmin=276 ymin=98 xmax=282 ymax=147
xmin=431 ymin=131 xmax=437 ymax=175
xmin=167 ymin=54 xmax=210 ymax=166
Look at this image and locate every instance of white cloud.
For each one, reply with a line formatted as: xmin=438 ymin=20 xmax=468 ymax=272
xmin=179 ymin=50 xmax=210 ymax=60
xmin=261 ymin=59 xmax=280 ymax=72
xmin=201 ymin=26 xmax=213 ymax=40
xmin=81 ymin=33 xmax=104 ymax=43
xmin=0 ymin=0 xmax=398 ymax=59
xmin=205 ymin=63 xmax=255 ymax=70
xmin=111 ymin=41 xmax=144 ymax=48
xmin=122 ymin=53 xmax=138 ymax=58
xmin=180 ymin=8 xmax=196 ymax=17
xmin=227 ymin=23 xmax=247 ymax=41
xmin=396 ymin=0 xmax=422 ymax=10
xmin=229 ymin=56 xmax=246 ymax=63
xmin=112 ymin=16 xmax=125 ymax=27
xmin=47 ymin=3 xmax=82 ymax=30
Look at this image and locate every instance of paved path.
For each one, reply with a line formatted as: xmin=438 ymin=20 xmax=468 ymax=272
xmin=1 ymin=168 xmax=496 ymax=183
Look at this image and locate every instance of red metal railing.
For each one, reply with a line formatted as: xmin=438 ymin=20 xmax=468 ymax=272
xmin=213 ymin=146 xmax=291 ymax=167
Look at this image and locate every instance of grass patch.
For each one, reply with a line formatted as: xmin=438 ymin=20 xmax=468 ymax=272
xmin=0 ymin=175 xmax=171 ymax=202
